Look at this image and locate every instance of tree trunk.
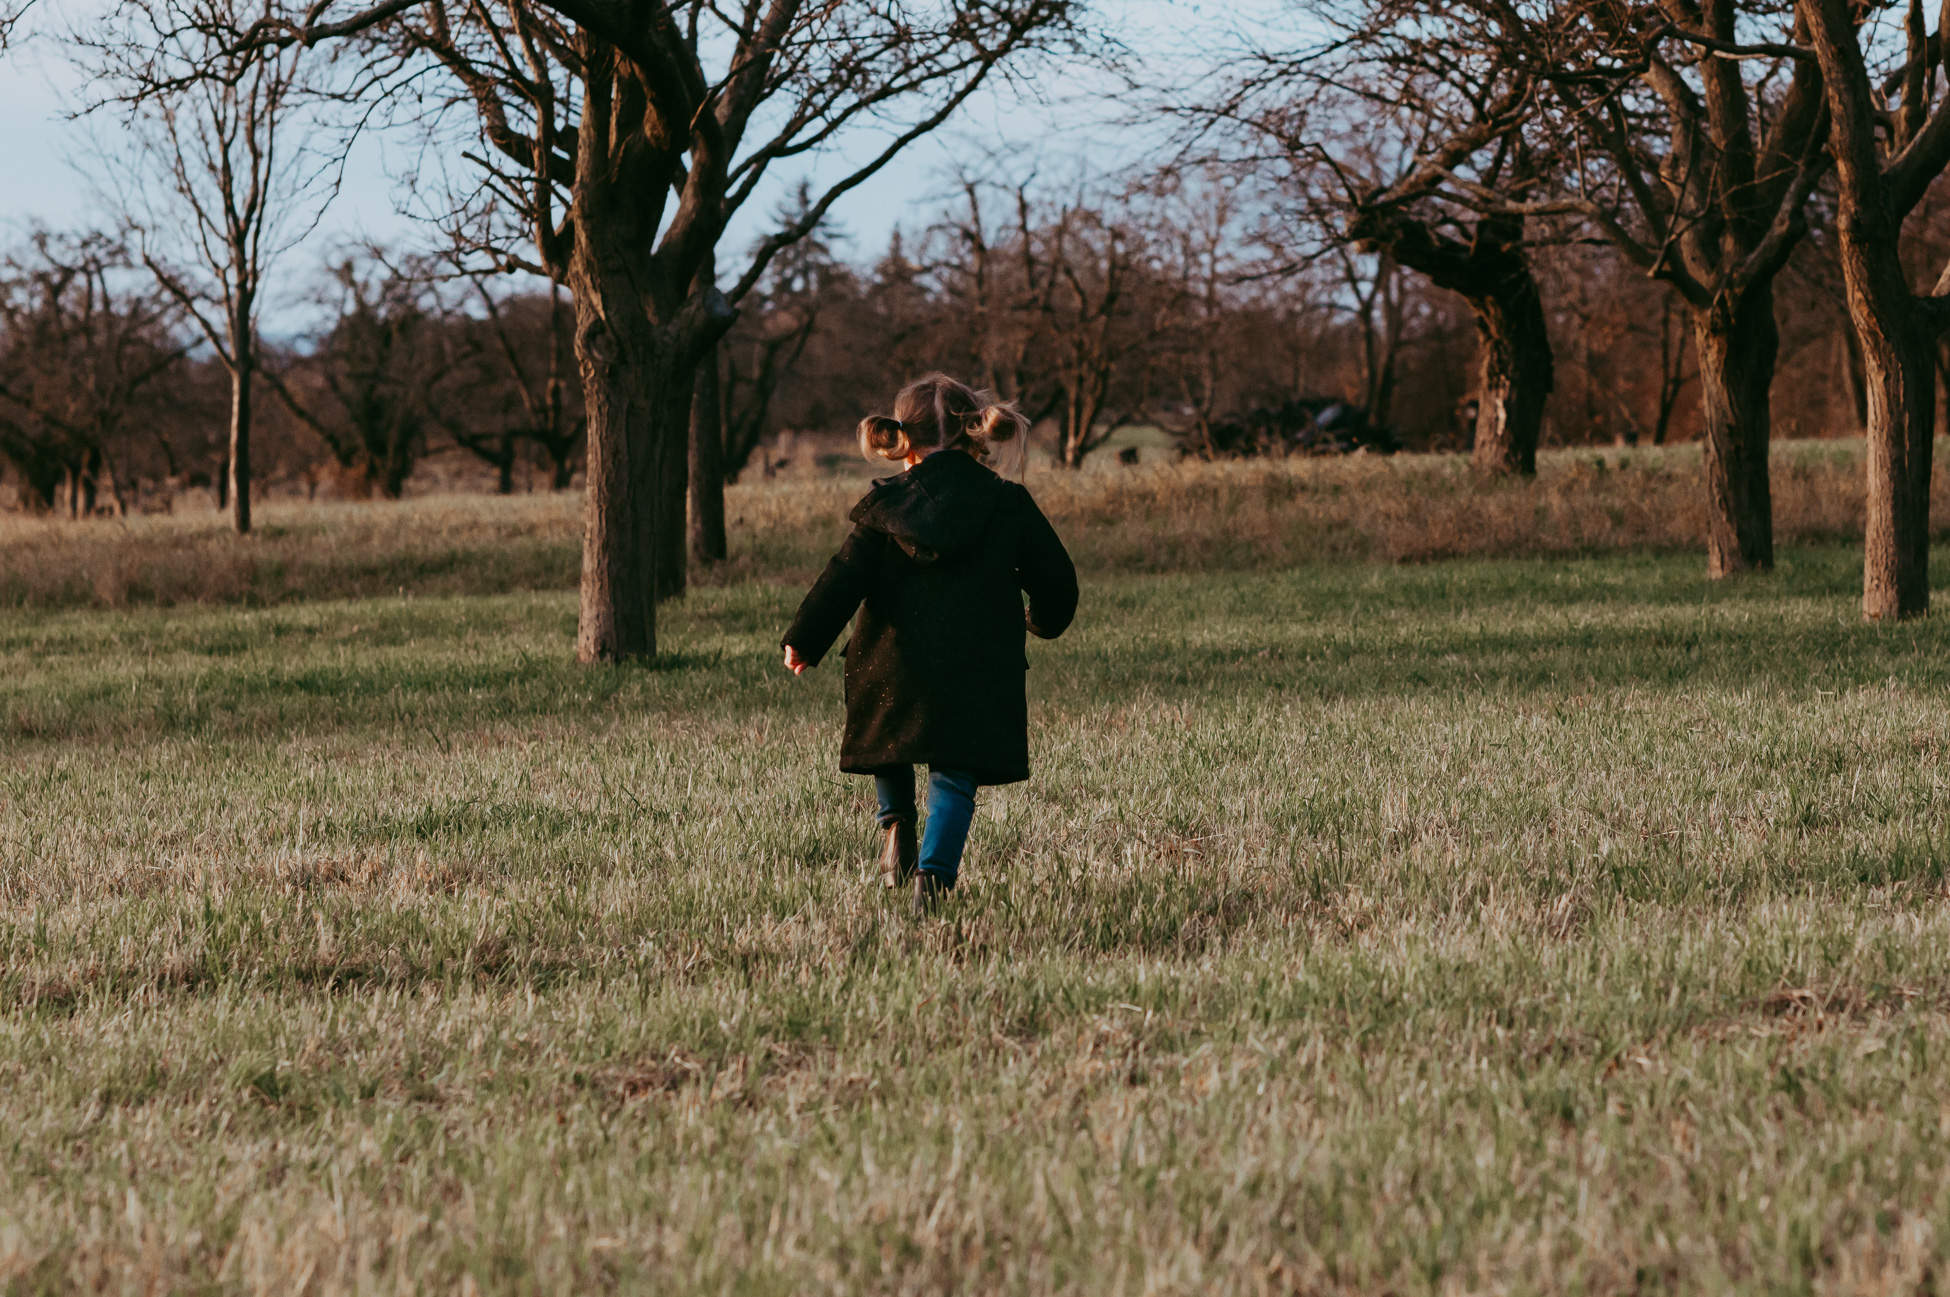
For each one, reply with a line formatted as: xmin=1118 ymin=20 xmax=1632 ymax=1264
xmin=574 ymin=318 xmax=664 ymax=662
xmin=1860 ymin=327 xmax=1935 ymax=619
xmin=1803 ymin=0 xmax=1935 ymax=619
xmin=79 ymin=447 xmax=101 ymax=517
xmin=690 ymin=340 xmax=728 ymax=564
xmin=13 ymin=451 xmax=65 ymax=511
xmin=570 ymin=170 xmax=695 ymax=659
xmin=565 ymin=46 xmax=738 ymax=659
xmin=656 ymin=367 xmax=692 ymax=601
xmin=1468 ymin=282 xmax=1552 ymax=476
xmin=497 ymin=434 xmax=515 ymax=495
xmin=1839 ymin=328 xmax=1869 ymax=432
xmin=1835 ymin=260 xmax=1936 ymax=619
xmin=1354 ymin=210 xmax=1551 ymax=476
xmin=229 ymin=346 xmax=253 ymax=535
xmin=1690 ymin=287 xmax=1777 ymax=576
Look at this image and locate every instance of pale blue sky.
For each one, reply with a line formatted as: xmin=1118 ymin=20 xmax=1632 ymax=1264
xmin=0 ymin=0 xmax=1256 ymax=327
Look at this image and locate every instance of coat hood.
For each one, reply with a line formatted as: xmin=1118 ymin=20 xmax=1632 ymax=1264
xmin=849 ymin=450 xmax=1006 ymax=564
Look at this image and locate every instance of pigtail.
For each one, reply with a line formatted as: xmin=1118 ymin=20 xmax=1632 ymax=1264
xmin=972 ymin=397 xmax=1029 ymax=480
xmin=861 ymin=374 xmax=1026 ymax=477
xmin=975 ymin=401 xmax=1029 ymax=446
xmin=858 ymin=413 xmax=910 ymax=463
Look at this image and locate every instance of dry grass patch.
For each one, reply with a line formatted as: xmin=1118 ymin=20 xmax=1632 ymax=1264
xmin=3 ymin=439 xmax=1940 ymax=610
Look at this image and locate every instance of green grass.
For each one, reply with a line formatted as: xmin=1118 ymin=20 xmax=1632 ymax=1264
xmin=7 ymin=546 xmax=1950 ymax=1291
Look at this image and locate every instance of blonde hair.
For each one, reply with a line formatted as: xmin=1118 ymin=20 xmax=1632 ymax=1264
xmin=859 ymin=372 xmax=1029 ymax=479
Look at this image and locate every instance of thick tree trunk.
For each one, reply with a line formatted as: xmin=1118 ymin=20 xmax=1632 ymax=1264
xmin=574 ymin=319 xmax=664 ymax=662
xmin=690 ymin=341 xmax=728 ymax=564
xmin=229 ymin=350 xmax=253 ymax=535
xmin=564 ymin=49 xmax=737 ymax=658
xmin=1468 ymin=283 xmax=1552 ymax=476
xmin=569 ymin=219 xmax=717 ymax=653
xmin=1803 ymin=0 xmax=1935 ymax=619
xmin=1354 ymin=210 xmax=1552 ymax=476
xmin=497 ymin=434 xmax=515 ymax=495
xmin=1861 ymin=331 xmax=1934 ymax=619
xmin=1842 ymin=272 xmax=1937 ymax=619
xmin=1690 ymin=287 xmax=1777 ymax=576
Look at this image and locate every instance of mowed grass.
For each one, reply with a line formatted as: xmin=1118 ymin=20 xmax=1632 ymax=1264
xmin=8 ymin=546 xmax=1950 ymax=1291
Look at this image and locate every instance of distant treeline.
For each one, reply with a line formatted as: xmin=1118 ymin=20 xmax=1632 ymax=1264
xmin=0 ymin=181 xmax=1911 ymax=516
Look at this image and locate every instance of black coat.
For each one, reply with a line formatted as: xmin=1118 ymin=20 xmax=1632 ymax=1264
xmin=782 ymin=450 xmax=1078 ymax=785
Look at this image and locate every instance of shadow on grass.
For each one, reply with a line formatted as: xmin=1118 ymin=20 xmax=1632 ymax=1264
xmin=6 ymin=546 xmax=1947 ymax=746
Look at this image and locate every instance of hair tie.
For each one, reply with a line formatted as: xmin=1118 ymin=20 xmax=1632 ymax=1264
xmin=892 ymin=420 xmax=904 ymax=431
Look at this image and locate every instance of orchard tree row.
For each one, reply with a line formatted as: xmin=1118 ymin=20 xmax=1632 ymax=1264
xmin=7 ymin=0 xmax=1950 ymax=648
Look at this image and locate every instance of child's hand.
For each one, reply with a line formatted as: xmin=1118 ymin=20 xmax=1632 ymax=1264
xmin=783 ymin=646 xmax=808 ymax=675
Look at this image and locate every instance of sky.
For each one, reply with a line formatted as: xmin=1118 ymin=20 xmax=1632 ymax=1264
xmin=0 ymin=0 xmax=1257 ymax=330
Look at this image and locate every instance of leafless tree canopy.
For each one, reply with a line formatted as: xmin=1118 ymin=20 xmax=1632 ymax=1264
xmin=14 ymin=0 xmax=1950 ymax=628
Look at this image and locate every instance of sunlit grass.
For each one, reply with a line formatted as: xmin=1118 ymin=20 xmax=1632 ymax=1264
xmin=2 ymin=438 xmax=1932 ymax=611
xmin=5 ymin=544 xmax=1950 ymax=1290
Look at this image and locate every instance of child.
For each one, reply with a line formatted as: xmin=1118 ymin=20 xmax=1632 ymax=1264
xmin=781 ymin=373 xmax=1079 ymax=914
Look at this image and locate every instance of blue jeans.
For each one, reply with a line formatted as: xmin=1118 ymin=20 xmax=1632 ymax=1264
xmin=874 ymin=766 xmax=979 ymax=887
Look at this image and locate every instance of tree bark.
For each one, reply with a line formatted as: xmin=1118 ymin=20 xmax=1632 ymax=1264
xmin=690 ymin=340 xmax=728 ymax=564
xmin=1857 ymin=310 xmax=1935 ymax=619
xmin=574 ymin=313 xmax=664 ymax=662
xmin=1827 ymin=237 xmax=1937 ymax=618
xmin=567 ymin=172 xmax=727 ymax=657
xmin=1353 ymin=209 xmax=1552 ymax=477
xmin=225 ymin=290 xmax=254 ymax=533
xmin=229 ymin=360 xmax=253 ymax=534
xmin=656 ymin=367 xmax=692 ymax=601
xmin=1690 ymin=287 xmax=1777 ymax=576
xmin=1468 ymin=279 xmax=1552 ymax=475
xmin=1802 ymin=0 xmax=1936 ymax=620
xmin=570 ymin=149 xmax=667 ymax=661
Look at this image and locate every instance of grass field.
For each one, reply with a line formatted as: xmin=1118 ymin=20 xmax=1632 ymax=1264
xmin=7 ymin=510 xmax=1950 ymax=1292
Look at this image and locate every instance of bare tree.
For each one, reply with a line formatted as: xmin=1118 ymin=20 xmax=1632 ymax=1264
xmin=711 ymin=229 xmax=833 ymax=496
xmin=267 ymin=255 xmax=461 ymax=498
xmin=84 ymin=0 xmax=328 ymax=534
xmin=923 ymin=177 xmax=1060 ymax=418
xmin=1802 ymin=0 xmax=1950 ymax=619
xmin=692 ymin=185 xmax=833 ymax=563
xmin=0 ymin=234 xmax=186 ymax=513
xmin=239 ymin=0 xmax=1085 ymax=662
xmin=1198 ymin=0 xmax=1557 ymax=475
xmin=1149 ymin=174 xmax=1247 ymax=449
xmin=443 ymin=273 xmax=583 ymax=493
xmin=1333 ymin=245 xmax=1406 ymax=430
xmin=1035 ymin=196 xmax=1179 ymax=467
xmin=0 ymin=0 xmax=30 ymax=48
xmin=1493 ymin=2 xmax=1831 ymax=575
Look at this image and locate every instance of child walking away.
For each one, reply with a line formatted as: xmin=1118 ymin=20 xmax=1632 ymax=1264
xmin=781 ymin=373 xmax=1079 ymax=915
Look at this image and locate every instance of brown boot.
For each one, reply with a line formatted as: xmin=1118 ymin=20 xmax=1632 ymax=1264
xmin=912 ymin=871 xmax=948 ymax=917
xmin=878 ymin=819 xmax=917 ymax=889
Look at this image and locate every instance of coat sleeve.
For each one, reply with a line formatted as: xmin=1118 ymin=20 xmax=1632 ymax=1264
xmin=781 ymin=524 xmax=886 ymax=667
xmin=1015 ymin=489 xmax=1078 ymax=640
